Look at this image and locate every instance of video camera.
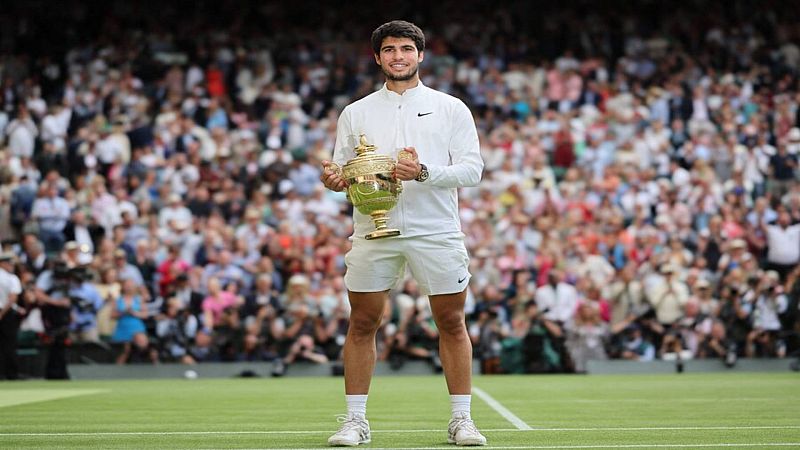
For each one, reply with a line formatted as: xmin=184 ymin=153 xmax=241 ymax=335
xmin=49 ymin=265 xmax=96 ymax=314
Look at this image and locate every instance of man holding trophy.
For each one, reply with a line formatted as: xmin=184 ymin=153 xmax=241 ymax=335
xmin=321 ymin=20 xmax=486 ymax=447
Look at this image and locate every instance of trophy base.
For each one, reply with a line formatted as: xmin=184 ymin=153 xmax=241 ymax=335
xmin=365 ymin=229 xmax=401 ymax=240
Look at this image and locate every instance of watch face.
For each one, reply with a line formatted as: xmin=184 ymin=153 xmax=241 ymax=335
xmin=417 ymin=164 xmax=429 ymax=182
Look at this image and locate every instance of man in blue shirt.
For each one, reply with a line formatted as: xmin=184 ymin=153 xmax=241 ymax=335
xmin=68 ymin=268 xmax=105 ymax=343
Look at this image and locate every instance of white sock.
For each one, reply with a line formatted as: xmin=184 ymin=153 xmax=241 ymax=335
xmin=451 ymin=394 xmax=471 ymax=418
xmin=346 ymin=394 xmax=368 ymax=418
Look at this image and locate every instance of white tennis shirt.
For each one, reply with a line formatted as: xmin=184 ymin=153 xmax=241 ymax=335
xmin=333 ymin=81 xmax=483 ymax=239
xmin=0 ymin=268 xmax=21 ymax=309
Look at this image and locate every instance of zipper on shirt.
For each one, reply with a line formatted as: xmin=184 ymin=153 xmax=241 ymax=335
xmin=396 ymin=101 xmax=406 ymax=235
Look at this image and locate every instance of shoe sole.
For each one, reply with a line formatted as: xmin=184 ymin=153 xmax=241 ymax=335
xmin=328 ymin=438 xmax=371 ymax=446
xmin=448 ymin=438 xmax=487 ymax=446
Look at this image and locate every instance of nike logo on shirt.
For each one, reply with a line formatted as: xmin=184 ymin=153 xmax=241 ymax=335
xmin=417 ymin=112 xmax=433 ymax=117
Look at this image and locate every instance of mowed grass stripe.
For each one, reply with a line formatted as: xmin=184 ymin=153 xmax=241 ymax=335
xmin=0 ymin=389 xmax=109 ymax=408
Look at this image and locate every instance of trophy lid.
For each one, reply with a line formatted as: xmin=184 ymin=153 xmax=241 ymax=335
xmin=342 ymin=133 xmax=394 ymax=179
xmin=354 ymin=134 xmax=377 ymax=156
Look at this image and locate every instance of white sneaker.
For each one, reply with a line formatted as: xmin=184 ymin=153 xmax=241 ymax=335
xmin=328 ymin=414 xmax=371 ymax=446
xmin=448 ymin=412 xmax=487 ymax=446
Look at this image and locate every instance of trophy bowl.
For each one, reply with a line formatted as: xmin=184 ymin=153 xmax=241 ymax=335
xmin=331 ymin=134 xmax=403 ymax=240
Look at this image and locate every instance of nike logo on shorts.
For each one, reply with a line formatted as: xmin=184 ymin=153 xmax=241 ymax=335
xmin=458 ymin=275 xmax=468 ymax=283
xmin=417 ymin=112 xmax=433 ymax=117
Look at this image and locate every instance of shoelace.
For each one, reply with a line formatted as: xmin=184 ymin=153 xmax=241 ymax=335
xmin=334 ymin=414 xmax=367 ymax=434
xmin=450 ymin=417 xmax=480 ymax=435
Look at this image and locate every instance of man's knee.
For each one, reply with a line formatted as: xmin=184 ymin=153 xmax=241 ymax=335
xmin=348 ymin=313 xmax=382 ymax=338
xmin=435 ymin=310 xmax=467 ymax=337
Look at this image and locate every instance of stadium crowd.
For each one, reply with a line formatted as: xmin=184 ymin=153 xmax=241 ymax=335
xmin=1 ymin=1 xmax=800 ymax=378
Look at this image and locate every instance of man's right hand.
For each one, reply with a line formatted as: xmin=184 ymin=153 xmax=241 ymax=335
xmin=320 ymin=160 xmax=348 ymax=192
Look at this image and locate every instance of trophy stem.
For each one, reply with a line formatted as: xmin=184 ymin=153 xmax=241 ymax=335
xmin=366 ymin=210 xmax=400 ymax=240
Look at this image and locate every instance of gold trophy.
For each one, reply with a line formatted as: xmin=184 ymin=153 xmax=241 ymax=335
xmin=329 ymin=134 xmax=405 ymax=240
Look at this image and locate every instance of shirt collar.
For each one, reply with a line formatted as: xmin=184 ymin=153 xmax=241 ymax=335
xmin=380 ymin=80 xmax=425 ymax=102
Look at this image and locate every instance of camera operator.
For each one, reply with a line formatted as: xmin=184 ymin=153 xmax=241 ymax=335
xmin=660 ymin=300 xmax=710 ymax=361
xmin=697 ymin=320 xmax=733 ymax=359
xmin=316 ymin=286 xmax=351 ymax=364
xmin=746 ymin=270 xmax=788 ymax=357
xmin=155 ymin=297 xmax=199 ymax=364
xmin=518 ymin=300 xmax=563 ymax=373
xmin=0 ymin=252 xmax=23 ymax=380
xmin=34 ymin=259 xmax=73 ymax=379
xmin=67 ymin=267 xmax=104 ymax=343
xmin=717 ymin=281 xmax=754 ymax=358
xmin=534 ymin=270 xmax=578 ymax=368
xmin=469 ymin=304 xmax=509 ymax=374
xmin=272 ymin=302 xmax=329 ymax=376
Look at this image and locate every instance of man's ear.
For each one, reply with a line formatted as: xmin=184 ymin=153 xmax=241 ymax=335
xmin=418 ymin=51 xmax=424 ymax=64
xmin=374 ymin=53 xmax=381 ymax=66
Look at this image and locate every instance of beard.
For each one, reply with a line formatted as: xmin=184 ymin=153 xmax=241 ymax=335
xmin=381 ymin=63 xmax=418 ymax=81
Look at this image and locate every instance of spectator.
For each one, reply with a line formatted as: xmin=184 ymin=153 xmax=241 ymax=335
xmin=30 ymin=183 xmax=70 ymax=253
xmin=620 ymin=325 xmax=656 ymax=362
xmin=534 ymin=270 xmax=579 ymax=325
xmin=0 ymin=252 xmax=23 ymax=379
xmin=768 ymin=145 xmax=797 ymax=199
xmin=760 ymin=211 xmax=800 ymax=280
xmin=649 ymin=264 xmax=690 ymax=327
xmin=112 ymin=279 xmax=155 ymax=364
xmin=6 ymin=105 xmax=37 ymax=159
xmin=112 ymin=249 xmax=146 ymax=292
xmin=94 ymin=266 xmax=121 ymax=339
xmin=201 ymin=276 xmax=243 ymax=332
xmin=606 ymin=263 xmax=647 ymax=329
xmin=565 ymin=303 xmax=609 ymax=373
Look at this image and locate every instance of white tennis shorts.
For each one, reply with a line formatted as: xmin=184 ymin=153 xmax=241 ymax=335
xmin=344 ymin=233 xmax=471 ymax=296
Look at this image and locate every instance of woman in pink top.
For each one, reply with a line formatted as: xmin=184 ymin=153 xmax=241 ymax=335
xmin=202 ymin=276 xmax=242 ymax=331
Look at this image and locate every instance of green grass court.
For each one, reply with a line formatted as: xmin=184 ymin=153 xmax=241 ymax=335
xmin=0 ymin=373 xmax=798 ymax=449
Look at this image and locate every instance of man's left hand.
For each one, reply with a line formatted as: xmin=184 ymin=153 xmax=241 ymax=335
xmin=395 ymin=147 xmax=421 ymax=181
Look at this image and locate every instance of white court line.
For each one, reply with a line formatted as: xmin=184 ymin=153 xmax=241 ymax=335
xmin=4 ymin=425 xmax=799 ymax=437
xmin=233 ymin=445 xmax=800 ymax=450
xmin=524 ymin=426 xmax=800 ymax=432
xmin=473 ymin=386 xmax=533 ymax=430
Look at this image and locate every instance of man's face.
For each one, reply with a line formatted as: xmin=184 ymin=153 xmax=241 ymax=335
xmin=779 ymin=212 xmax=790 ymax=227
xmin=374 ymin=36 xmax=423 ymax=82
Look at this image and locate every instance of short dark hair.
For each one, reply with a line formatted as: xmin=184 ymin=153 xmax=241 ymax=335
xmin=371 ymin=20 xmax=425 ymax=55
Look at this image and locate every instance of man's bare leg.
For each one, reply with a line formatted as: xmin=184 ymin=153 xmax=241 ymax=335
xmin=344 ymin=290 xmax=389 ymax=394
xmin=328 ymin=290 xmax=388 ymax=446
xmin=429 ymin=288 xmax=486 ymax=445
xmin=429 ymin=289 xmax=472 ymax=394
